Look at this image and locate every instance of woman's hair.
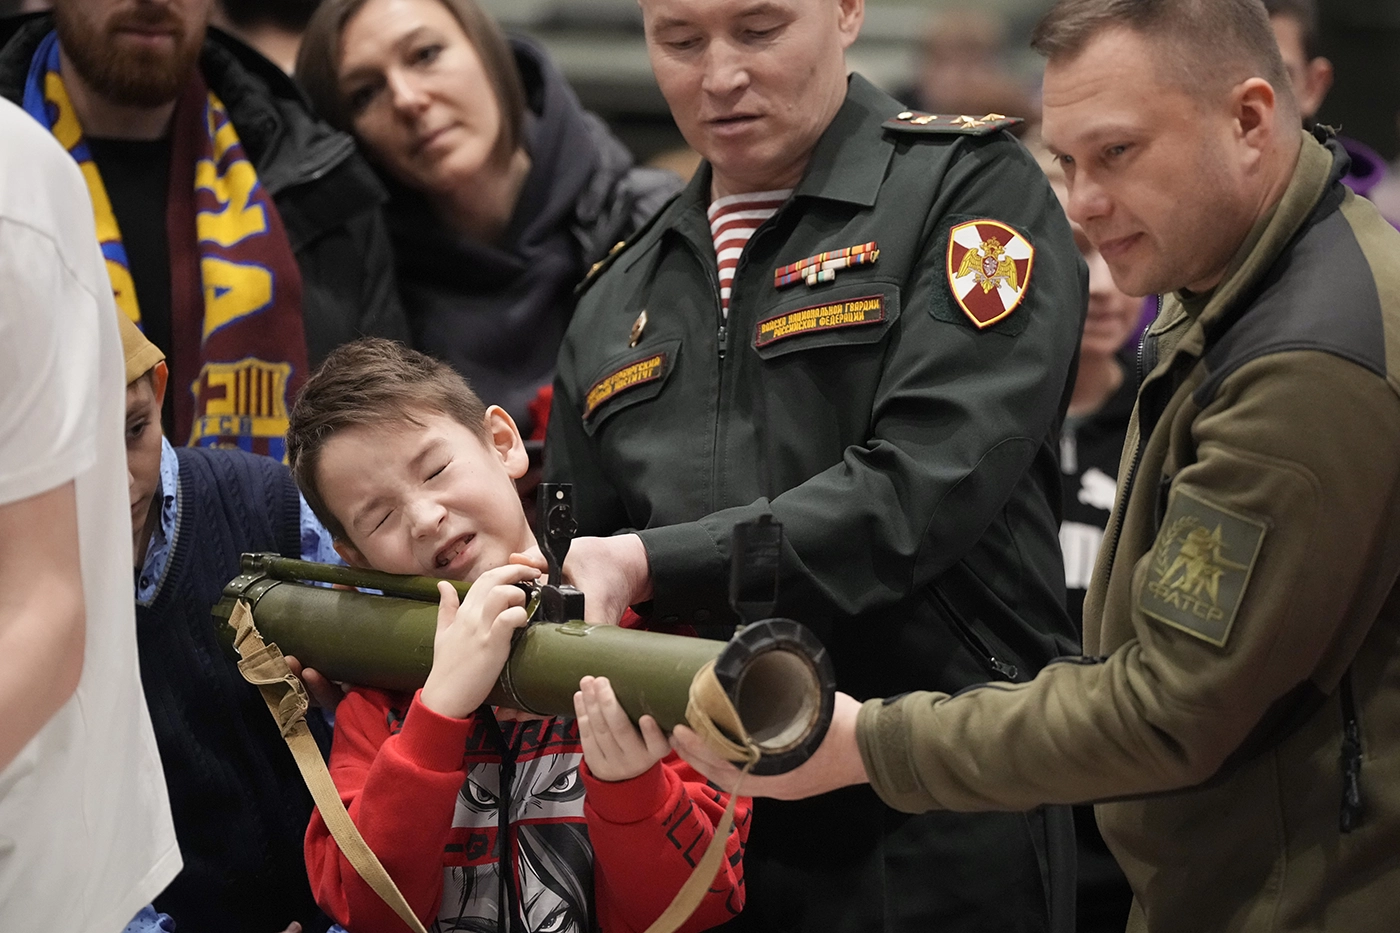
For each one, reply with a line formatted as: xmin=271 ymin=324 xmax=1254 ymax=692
xmin=296 ymin=0 xmax=527 ymax=166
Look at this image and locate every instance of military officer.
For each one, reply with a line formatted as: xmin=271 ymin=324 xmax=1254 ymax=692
xmin=674 ymin=1 xmax=1400 ymax=932
xmin=544 ymin=0 xmax=1086 ymax=930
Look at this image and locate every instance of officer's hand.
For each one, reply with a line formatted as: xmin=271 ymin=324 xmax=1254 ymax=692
xmin=285 ymin=656 xmax=348 ymax=713
xmin=561 ymin=534 xmax=653 ymax=626
xmin=420 ymin=568 xmax=537 ymax=719
xmin=671 ymin=692 xmax=869 ymax=800
xmin=574 ymin=675 xmax=669 ymax=782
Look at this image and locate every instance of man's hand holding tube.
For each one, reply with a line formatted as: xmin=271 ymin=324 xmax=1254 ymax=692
xmin=671 ymin=691 xmax=870 ymax=799
xmin=559 ymin=533 xmax=653 ymax=626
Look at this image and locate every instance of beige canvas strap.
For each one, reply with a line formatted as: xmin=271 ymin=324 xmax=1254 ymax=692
xmin=228 ymin=601 xmax=430 ymax=933
xmin=231 ymin=600 xmax=760 ymax=933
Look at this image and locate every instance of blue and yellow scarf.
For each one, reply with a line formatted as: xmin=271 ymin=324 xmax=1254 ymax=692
xmin=22 ymin=30 xmax=308 ymax=460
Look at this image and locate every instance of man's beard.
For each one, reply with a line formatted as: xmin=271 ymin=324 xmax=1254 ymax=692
xmin=54 ymin=2 xmax=206 ymax=109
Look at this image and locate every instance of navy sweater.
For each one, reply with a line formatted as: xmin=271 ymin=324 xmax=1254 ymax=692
xmin=137 ymin=446 xmax=330 ymax=933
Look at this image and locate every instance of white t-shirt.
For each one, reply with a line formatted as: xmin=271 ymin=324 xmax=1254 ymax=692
xmin=0 ymin=98 xmax=180 ymax=932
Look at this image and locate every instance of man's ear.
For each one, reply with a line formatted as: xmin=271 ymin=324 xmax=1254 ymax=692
xmin=1233 ymin=77 xmax=1279 ymax=161
xmin=484 ymin=406 xmax=530 ymax=480
xmin=836 ymin=0 xmax=865 ymax=49
xmin=333 ymin=540 xmax=369 ymax=569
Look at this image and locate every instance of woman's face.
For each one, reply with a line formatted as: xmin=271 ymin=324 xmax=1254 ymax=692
xmin=337 ymin=0 xmax=504 ymax=194
xmin=1073 ymin=224 xmax=1143 ymax=362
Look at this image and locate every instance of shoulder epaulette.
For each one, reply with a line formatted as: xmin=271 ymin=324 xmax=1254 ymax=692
xmin=882 ymin=111 xmax=1024 ymax=136
xmin=575 ymin=191 xmax=682 ymax=297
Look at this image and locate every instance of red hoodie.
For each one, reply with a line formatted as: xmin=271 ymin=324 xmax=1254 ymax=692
xmin=305 ymin=687 xmax=748 ymax=933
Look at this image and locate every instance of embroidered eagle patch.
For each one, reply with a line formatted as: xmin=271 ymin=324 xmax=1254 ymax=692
xmin=946 ymin=219 xmax=1035 ymax=328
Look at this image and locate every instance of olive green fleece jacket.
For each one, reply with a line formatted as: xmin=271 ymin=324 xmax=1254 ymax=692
xmin=858 ymin=131 xmax=1400 ymax=932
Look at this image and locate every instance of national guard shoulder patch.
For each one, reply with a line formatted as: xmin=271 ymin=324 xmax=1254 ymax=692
xmin=1138 ymin=489 xmax=1267 ymax=648
xmin=585 ymin=352 xmax=669 ymax=419
xmin=883 ymin=111 xmax=1024 ymax=136
xmin=946 ymin=219 xmax=1034 ymax=328
xmin=754 ymin=295 xmax=886 ymax=347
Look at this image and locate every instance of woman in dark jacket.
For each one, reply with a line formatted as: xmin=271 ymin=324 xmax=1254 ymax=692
xmin=297 ymin=0 xmax=678 ymax=438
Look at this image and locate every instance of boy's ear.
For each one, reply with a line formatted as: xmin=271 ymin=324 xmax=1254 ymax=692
xmin=151 ymin=361 xmax=169 ymax=407
xmin=333 ymin=539 xmax=370 ymax=569
xmin=484 ymin=406 xmax=529 ymax=480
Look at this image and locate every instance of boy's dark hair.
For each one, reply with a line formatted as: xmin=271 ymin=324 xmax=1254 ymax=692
xmin=1031 ymin=0 xmax=1294 ymax=110
xmin=1262 ymin=0 xmax=1321 ymax=60
xmin=287 ymin=338 xmax=489 ymax=541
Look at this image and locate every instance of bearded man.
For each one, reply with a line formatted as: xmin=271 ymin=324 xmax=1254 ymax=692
xmin=0 ymin=0 xmax=407 ymax=460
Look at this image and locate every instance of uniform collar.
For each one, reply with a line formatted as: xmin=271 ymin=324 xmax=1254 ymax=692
xmin=791 ymin=73 xmax=899 ymax=208
xmin=651 ymin=72 xmax=899 ymax=254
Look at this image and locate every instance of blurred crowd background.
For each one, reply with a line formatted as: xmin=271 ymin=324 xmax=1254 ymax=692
xmin=7 ymin=0 xmax=1400 ymax=173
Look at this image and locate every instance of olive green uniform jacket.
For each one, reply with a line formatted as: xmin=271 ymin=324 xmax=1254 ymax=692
xmin=547 ymin=76 xmax=1084 ymax=932
xmin=858 ymin=132 xmax=1400 ymax=932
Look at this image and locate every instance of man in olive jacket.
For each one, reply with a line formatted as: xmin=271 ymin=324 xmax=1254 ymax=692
xmin=546 ymin=0 xmax=1085 ymax=929
xmin=676 ymin=2 xmax=1400 ymax=931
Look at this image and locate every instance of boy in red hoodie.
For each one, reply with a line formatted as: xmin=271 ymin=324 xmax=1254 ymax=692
xmin=287 ymin=338 xmax=747 ymax=933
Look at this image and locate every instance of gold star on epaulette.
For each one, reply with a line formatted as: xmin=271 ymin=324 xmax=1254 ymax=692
xmin=882 ymin=111 xmax=1024 ymax=136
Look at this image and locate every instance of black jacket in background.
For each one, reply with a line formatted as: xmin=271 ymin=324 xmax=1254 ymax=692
xmin=0 ymin=14 xmax=410 ymax=366
xmin=385 ymin=36 xmax=681 ymax=434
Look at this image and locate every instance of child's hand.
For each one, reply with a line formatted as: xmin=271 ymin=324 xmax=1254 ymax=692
xmin=284 ymin=655 xmax=349 ymax=712
xmin=574 ymin=675 xmax=669 ymax=782
xmin=420 ymin=565 xmax=538 ymax=720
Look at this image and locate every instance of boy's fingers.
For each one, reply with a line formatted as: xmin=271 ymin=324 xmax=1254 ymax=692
xmin=478 ymin=561 xmax=543 ymax=589
xmin=592 ymin=677 xmax=637 ymax=741
xmin=511 ymin=550 xmax=548 ymax=572
xmin=491 ymin=605 xmax=530 ymax=637
xmin=580 ymin=678 xmax=626 ymax=760
xmin=573 ymin=690 xmax=606 ymax=763
xmin=638 ymin=714 xmax=669 ymax=759
xmin=436 ymin=581 xmax=460 ymax=633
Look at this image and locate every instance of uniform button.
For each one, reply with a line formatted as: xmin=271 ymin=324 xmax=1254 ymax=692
xmin=662 ymin=615 xmax=680 ymax=625
xmin=694 ymin=610 xmax=711 ymax=623
xmin=140 ymin=576 xmax=151 ymax=588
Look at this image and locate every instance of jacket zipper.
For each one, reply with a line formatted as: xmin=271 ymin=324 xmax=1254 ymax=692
xmin=1101 ymin=296 xmax=1163 ymax=576
xmin=677 ymin=236 xmax=727 ymax=515
xmin=1339 ymin=668 xmax=1365 ymax=833
xmin=931 ymin=588 xmax=1020 ymax=681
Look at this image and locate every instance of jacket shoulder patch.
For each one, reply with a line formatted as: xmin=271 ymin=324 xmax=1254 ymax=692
xmin=946 ymin=219 xmax=1034 ymax=328
xmin=882 ymin=111 xmax=1024 ymax=136
xmin=1138 ymin=489 xmax=1267 ymax=647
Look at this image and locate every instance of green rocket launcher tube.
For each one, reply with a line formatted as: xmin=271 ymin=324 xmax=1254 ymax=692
xmin=213 ymin=554 xmax=836 ymax=775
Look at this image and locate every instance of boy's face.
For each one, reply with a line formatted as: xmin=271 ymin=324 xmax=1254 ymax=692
xmin=318 ymin=407 xmax=534 ymax=582
xmin=126 ymin=365 xmax=167 ymax=553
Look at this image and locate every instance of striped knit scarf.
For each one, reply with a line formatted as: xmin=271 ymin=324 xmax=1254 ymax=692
xmin=22 ymin=30 xmax=308 ymax=461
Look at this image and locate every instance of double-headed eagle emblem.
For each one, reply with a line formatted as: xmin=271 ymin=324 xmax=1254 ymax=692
xmin=955 ymin=235 xmax=1020 ymax=294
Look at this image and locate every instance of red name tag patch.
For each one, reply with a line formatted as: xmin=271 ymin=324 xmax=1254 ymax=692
xmin=754 ymin=295 xmax=885 ymax=347
xmin=585 ymin=353 xmax=667 ymax=418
